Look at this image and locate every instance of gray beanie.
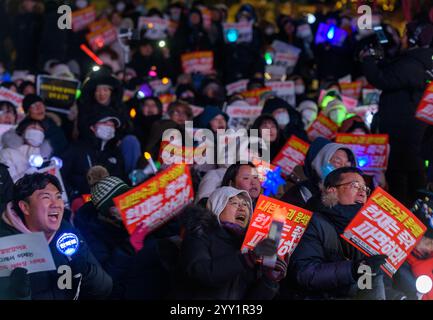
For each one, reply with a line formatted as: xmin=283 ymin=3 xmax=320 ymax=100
xmin=206 ymin=186 xmax=253 ymax=224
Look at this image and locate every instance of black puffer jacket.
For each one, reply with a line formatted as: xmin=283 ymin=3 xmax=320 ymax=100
xmin=175 ymin=206 xmax=279 ymax=300
xmin=362 ymin=48 xmax=433 ymax=170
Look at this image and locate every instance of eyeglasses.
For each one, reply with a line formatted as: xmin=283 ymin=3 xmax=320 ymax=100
xmin=228 ymin=199 xmax=250 ymax=210
xmin=333 ymin=181 xmax=371 ymax=196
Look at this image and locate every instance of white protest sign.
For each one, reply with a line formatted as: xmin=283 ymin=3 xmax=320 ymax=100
xmin=0 ymin=87 xmax=24 ymax=109
xmin=296 ymin=23 xmax=313 ymax=39
xmin=226 ymin=79 xmax=249 ymax=96
xmin=138 ymin=17 xmax=169 ymax=40
xmin=265 ymin=80 xmax=296 ymax=107
xmin=0 ymin=232 xmax=55 ymax=277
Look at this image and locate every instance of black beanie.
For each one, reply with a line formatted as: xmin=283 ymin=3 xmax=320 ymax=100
xmin=22 ymin=94 xmax=44 ymax=113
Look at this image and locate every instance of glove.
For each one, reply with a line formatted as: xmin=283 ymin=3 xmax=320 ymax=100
xmin=68 ymin=244 xmax=90 ymax=276
xmin=264 ymin=257 xmax=288 ymax=282
xmin=352 ymin=254 xmax=388 ymax=279
xmin=129 ymin=222 xmax=149 ymax=253
xmin=9 ymin=268 xmax=31 ymax=299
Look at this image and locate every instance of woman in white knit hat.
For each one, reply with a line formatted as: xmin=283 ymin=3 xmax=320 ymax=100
xmin=175 ymin=186 xmax=288 ymax=300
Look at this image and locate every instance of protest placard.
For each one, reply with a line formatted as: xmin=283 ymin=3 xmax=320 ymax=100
xmin=86 ymin=23 xmax=117 ymax=51
xmin=307 ymin=113 xmax=339 ymax=141
xmin=159 ymin=140 xmax=208 ymax=165
xmin=241 ymin=87 xmax=272 ymax=106
xmin=226 ymin=104 xmax=262 ymax=130
xmin=138 ymin=17 xmax=169 ymax=40
xmin=415 ymin=82 xmax=433 ymax=125
xmin=149 ymin=78 xmax=172 ymax=96
xmin=223 ymin=21 xmax=253 ymax=43
xmin=36 ymin=76 xmax=80 ymax=113
xmin=272 ymin=136 xmax=310 ymax=176
xmin=342 ymin=187 xmax=426 ymax=276
xmin=72 ymin=5 xmax=96 ymax=32
xmin=341 ymin=95 xmax=359 ymax=112
xmin=88 ymin=18 xmax=110 ymax=33
xmin=113 ymin=164 xmax=194 ymax=235
xmin=226 ymin=79 xmax=249 ymax=96
xmin=0 ymin=87 xmax=23 ymax=109
xmin=181 ymin=51 xmax=214 ymax=75
xmin=241 ymin=195 xmax=313 ymax=259
xmin=335 ymin=134 xmax=389 ymax=172
xmin=340 ymin=81 xmax=362 ymax=100
xmin=0 ymin=232 xmax=56 ymax=277
xmin=273 ymin=48 xmax=301 ymax=75
xmin=265 ymin=81 xmax=296 ymax=107
xmin=296 ymin=24 xmax=313 ymax=39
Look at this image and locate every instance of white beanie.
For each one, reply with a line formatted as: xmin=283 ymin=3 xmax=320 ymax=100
xmin=207 ymin=186 xmax=253 ymax=224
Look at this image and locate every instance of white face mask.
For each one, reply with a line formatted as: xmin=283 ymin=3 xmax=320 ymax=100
xmin=274 ymin=112 xmax=290 ymax=127
xmin=76 ymin=0 xmax=88 ymax=9
xmin=295 ymin=85 xmax=305 ymax=95
xmin=25 ymin=129 xmax=44 ymax=147
xmin=95 ymin=125 xmax=115 ymax=141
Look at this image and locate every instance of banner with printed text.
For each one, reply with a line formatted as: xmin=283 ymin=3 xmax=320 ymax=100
xmin=138 ymin=17 xmax=169 ymax=40
xmin=113 ymin=164 xmax=194 ymax=235
xmin=341 ymin=187 xmax=426 ymax=277
xmin=241 ymin=195 xmax=313 ymax=259
xmin=181 ymin=51 xmax=214 ymax=75
xmin=72 ymin=5 xmax=96 ymax=32
xmin=226 ymin=104 xmax=262 ymax=130
xmin=223 ymin=21 xmax=253 ymax=43
xmin=86 ymin=23 xmax=118 ymax=51
xmin=36 ymin=75 xmax=80 ymax=111
xmin=416 ymin=82 xmax=433 ymax=125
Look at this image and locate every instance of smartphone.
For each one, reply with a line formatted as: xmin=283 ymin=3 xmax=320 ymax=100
xmin=262 ymin=220 xmax=283 ymax=268
xmin=373 ymin=26 xmax=388 ymax=44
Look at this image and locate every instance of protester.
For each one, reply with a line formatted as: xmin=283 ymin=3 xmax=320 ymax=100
xmin=221 ymin=163 xmax=262 ymax=205
xmin=175 ymin=187 xmax=286 ymax=299
xmin=0 ymin=101 xmax=17 ymax=125
xmin=0 ymin=173 xmax=112 ymax=299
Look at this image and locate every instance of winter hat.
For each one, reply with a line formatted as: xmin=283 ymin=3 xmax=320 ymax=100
xmin=22 ymin=94 xmax=44 ymax=113
xmin=297 ymin=100 xmax=318 ymax=113
xmin=89 ymin=110 xmax=122 ymax=128
xmin=207 ymin=186 xmax=253 ymax=224
xmin=196 ymin=106 xmax=228 ymax=129
xmin=51 ymin=64 xmax=74 ymax=79
xmin=262 ymin=97 xmax=293 ymax=115
xmin=88 ymin=166 xmax=130 ymax=213
xmin=339 ymin=115 xmax=370 ymax=134
xmin=323 ymin=99 xmax=347 ymax=126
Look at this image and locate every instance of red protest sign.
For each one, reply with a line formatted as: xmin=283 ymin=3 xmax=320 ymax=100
xmin=72 ymin=5 xmax=96 ymax=32
xmin=335 ymin=134 xmax=389 ymax=172
xmin=307 ymin=113 xmax=339 ymax=141
xmin=88 ymin=19 xmax=111 ymax=33
xmin=415 ymin=82 xmax=433 ymax=125
xmin=158 ymin=140 xmax=208 ymax=166
xmin=340 ymin=81 xmax=362 ymax=100
xmin=113 ymin=164 xmax=194 ymax=235
xmin=341 ymin=187 xmax=426 ymax=277
xmin=241 ymin=195 xmax=313 ymax=259
xmin=86 ymin=23 xmax=117 ymax=51
xmin=272 ymin=136 xmax=310 ymax=176
xmin=181 ymin=51 xmax=214 ymax=75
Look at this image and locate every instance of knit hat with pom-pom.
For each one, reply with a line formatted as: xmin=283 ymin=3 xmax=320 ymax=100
xmin=87 ymin=166 xmax=130 ymax=212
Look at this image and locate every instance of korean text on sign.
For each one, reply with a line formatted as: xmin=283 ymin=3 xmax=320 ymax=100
xmin=181 ymin=51 xmax=214 ymax=75
xmin=416 ymin=82 xmax=433 ymax=125
xmin=272 ymin=135 xmax=310 ymax=176
xmin=113 ymin=164 xmax=194 ymax=235
xmin=241 ymin=195 xmax=313 ymax=259
xmin=341 ymin=187 xmax=426 ymax=276
xmin=307 ymin=113 xmax=338 ymax=141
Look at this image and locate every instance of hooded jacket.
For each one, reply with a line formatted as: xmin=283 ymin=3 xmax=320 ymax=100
xmin=0 ymin=129 xmax=52 ymax=182
xmin=280 ymin=137 xmax=356 ymax=209
xmin=0 ymin=203 xmax=112 ymax=300
xmin=175 ymin=205 xmax=279 ymax=300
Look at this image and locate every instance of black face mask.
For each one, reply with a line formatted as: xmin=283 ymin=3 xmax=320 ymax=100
xmin=330 ymin=203 xmax=363 ymax=235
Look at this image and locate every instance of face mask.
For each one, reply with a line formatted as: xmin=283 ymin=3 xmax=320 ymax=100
xmin=302 ymin=109 xmax=317 ymax=127
xmin=76 ymin=0 xmax=88 ymax=9
xmin=274 ymin=112 xmax=290 ymax=127
xmin=295 ymin=85 xmax=305 ymax=95
xmin=320 ymin=162 xmax=335 ymax=180
xmin=25 ymin=129 xmax=44 ymax=147
xmin=95 ymin=125 xmax=115 ymax=141
xmin=116 ymin=2 xmax=126 ymax=13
